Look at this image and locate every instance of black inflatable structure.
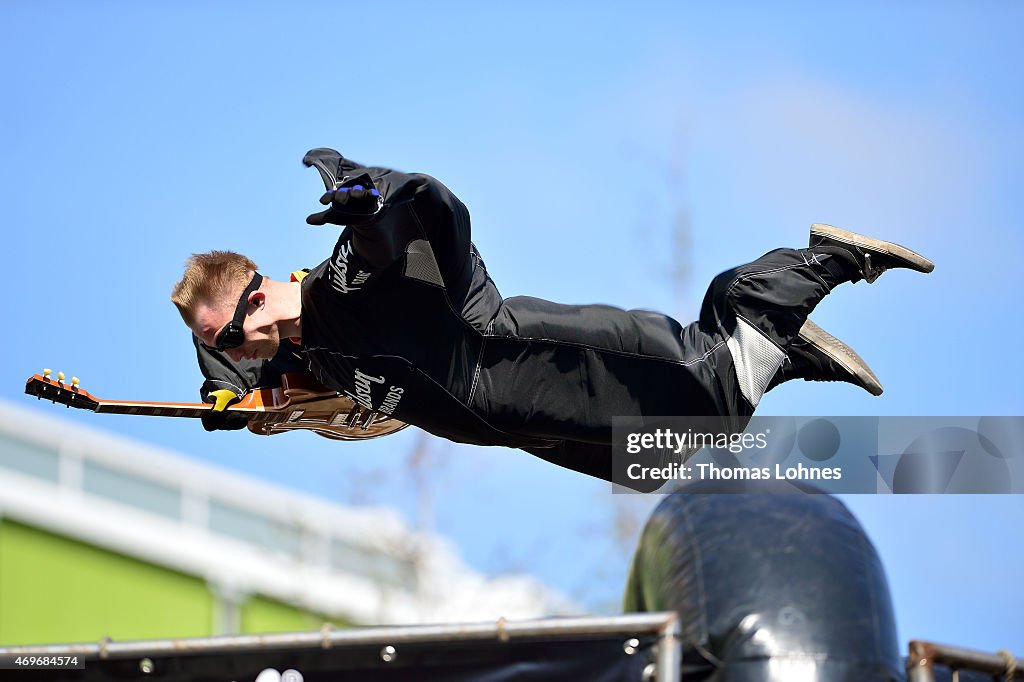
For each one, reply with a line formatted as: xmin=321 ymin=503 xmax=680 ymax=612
xmin=624 ymin=481 xmax=904 ymax=681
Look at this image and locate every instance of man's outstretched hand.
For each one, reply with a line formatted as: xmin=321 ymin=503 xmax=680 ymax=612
xmin=305 ymin=173 xmax=381 ymax=225
xmin=302 ymin=148 xmax=381 ymax=226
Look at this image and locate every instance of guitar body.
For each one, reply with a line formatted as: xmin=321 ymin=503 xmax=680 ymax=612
xmin=24 ymin=371 xmax=408 ymax=441
xmin=243 ymin=373 xmax=408 ymax=440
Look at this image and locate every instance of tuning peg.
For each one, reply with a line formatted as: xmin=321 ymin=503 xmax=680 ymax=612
xmin=71 ymin=377 xmax=80 ymax=389
xmin=58 ymin=371 xmax=65 ymax=382
xmin=43 ymin=368 xmax=52 ymax=381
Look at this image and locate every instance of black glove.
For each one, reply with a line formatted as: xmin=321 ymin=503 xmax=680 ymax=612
xmin=306 ymin=173 xmax=382 ymax=225
xmin=302 ymin=148 xmax=381 ymax=225
xmin=201 ymin=389 xmax=249 ymax=432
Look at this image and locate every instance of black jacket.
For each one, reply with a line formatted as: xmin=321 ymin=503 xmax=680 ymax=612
xmin=196 ymin=154 xmax=732 ymax=482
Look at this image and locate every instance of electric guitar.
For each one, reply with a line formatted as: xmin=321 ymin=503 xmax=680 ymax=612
xmin=23 ymin=370 xmax=408 ymax=441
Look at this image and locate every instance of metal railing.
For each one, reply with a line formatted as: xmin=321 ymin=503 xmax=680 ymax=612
xmin=0 ymin=612 xmax=682 ymax=682
xmin=908 ymin=640 xmax=1020 ymax=682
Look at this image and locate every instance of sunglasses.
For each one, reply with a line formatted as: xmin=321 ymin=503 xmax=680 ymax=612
xmin=203 ymin=272 xmax=264 ymax=352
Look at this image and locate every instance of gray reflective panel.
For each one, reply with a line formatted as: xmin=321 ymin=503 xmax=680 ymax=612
xmin=404 ymin=239 xmax=445 ymax=287
xmin=726 ymin=315 xmax=786 ymax=407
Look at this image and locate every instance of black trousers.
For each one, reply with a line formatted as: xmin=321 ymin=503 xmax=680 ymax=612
xmin=490 ymin=246 xmax=854 ymax=484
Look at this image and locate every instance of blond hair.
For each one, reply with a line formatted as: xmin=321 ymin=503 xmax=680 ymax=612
xmin=170 ymin=251 xmax=259 ymax=326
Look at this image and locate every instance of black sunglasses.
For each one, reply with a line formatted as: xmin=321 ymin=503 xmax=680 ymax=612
xmin=204 ymin=272 xmax=263 ymax=352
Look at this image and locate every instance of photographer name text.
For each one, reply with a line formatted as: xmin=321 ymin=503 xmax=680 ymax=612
xmin=625 ymin=461 xmax=842 ymax=482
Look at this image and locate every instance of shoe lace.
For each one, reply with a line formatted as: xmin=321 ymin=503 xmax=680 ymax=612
xmin=862 ymin=252 xmax=885 ymax=283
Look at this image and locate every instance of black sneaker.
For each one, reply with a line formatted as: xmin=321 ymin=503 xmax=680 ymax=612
xmin=767 ymin=320 xmax=883 ymax=396
xmin=809 ymin=223 xmax=934 ymax=283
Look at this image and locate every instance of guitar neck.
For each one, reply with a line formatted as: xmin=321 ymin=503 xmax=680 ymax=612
xmin=24 ymin=374 xmax=273 ymax=420
xmin=92 ymin=400 xmax=264 ymax=419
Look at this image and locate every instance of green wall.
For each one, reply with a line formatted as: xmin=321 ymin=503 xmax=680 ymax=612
xmin=0 ymin=520 xmax=341 ymax=646
xmin=242 ymin=595 xmax=338 ymax=634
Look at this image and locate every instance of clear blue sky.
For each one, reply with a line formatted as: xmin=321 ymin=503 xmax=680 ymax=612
xmin=2 ymin=1 xmax=1022 ymax=654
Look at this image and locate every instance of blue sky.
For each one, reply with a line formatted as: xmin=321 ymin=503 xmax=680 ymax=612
xmin=2 ymin=1 xmax=1022 ymax=654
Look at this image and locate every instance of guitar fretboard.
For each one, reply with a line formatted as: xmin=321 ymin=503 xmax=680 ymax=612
xmin=94 ymin=402 xmax=264 ymax=419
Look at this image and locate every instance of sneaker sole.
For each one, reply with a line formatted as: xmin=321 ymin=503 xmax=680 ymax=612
xmin=800 ymin=320 xmax=884 ymax=396
xmin=810 ymin=223 xmax=935 ymax=274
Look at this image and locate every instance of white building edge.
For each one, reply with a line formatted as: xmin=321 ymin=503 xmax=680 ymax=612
xmin=0 ymin=399 xmax=575 ymax=629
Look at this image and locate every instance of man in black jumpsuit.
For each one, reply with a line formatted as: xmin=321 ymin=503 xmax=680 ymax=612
xmin=175 ymin=148 xmax=933 ymax=486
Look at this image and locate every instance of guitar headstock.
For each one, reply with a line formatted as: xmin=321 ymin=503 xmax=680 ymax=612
xmin=25 ymin=369 xmax=100 ymax=412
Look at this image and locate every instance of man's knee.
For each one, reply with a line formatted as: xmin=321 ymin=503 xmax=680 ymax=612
xmin=704 ymin=249 xmax=799 ymax=319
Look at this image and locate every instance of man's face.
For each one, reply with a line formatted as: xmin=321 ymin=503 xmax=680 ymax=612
xmin=191 ymin=290 xmax=281 ymax=364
